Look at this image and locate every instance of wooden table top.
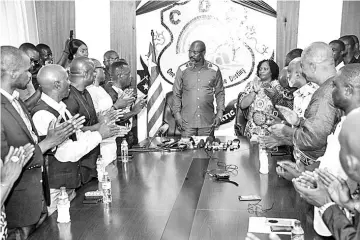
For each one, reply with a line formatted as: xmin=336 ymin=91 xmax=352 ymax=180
xmin=29 ymin=137 xmax=331 ymax=240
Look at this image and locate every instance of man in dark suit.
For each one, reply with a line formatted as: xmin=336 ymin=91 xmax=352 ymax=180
xmin=1 ymin=46 xmax=80 ymax=239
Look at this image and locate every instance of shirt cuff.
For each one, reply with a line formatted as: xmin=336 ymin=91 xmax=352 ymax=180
xmin=319 ymin=202 xmax=336 ymax=217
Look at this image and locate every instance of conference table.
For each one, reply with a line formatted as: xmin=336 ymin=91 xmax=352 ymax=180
xmin=29 ymin=136 xmax=331 ymax=240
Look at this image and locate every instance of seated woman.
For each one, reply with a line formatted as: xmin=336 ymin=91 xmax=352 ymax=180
xmin=239 ymin=59 xmax=281 ymax=141
xmin=58 ymin=39 xmax=88 ymax=68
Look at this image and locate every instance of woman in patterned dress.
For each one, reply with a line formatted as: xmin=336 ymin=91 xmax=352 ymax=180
xmin=0 ymin=145 xmax=35 ymax=239
xmin=239 ymin=59 xmax=281 ymax=140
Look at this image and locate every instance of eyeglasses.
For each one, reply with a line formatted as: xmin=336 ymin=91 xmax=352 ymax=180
xmin=105 ymin=57 xmax=119 ymax=62
xmin=188 ymin=50 xmax=204 ymax=55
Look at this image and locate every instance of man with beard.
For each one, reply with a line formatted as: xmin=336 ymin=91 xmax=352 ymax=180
xmin=172 ymin=40 xmax=225 ymax=137
xmin=31 ymin=64 xmax=121 ymax=215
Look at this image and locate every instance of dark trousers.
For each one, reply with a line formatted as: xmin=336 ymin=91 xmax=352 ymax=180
xmin=7 ymin=199 xmax=47 ymax=240
xmin=181 ymin=126 xmax=212 ymax=137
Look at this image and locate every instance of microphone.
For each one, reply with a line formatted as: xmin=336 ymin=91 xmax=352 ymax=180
xmin=214 ymin=138 xmax=221 ymax=144
xmin=198 ymin=139 xmax=205 ymax=148
xmin=205 ymin=136 xmax=214 ymax=150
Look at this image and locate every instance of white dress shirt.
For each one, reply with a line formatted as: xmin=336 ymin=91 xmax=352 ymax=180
xmin=32 ymin=93 xmax=102 ymax=162
xmin=336 ymin=61 xmax=344 ymax=72
xmin=0 ymin=88 xmax=38 ymax=143
xmin=87 ymin=84 xmax=117 ymax=163
xmin=313 ymin=107 xmax=360 ymax=236
xmin=293 ymin=82 xmax=319 ymax=118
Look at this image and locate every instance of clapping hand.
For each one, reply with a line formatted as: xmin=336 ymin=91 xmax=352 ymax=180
xmin=292 ymin=172 xmax=333 ymax=207
xmin=132 ymin=97 xmax=147 ymax=114
xmin=268 ymin=123 xmax=286 ymax=138
xmin=46 ymin=115 xmax=77 ymax=148
xmin=98 ymin=110 xmax=124 ymax=125
xmin=276 ymin=161 xmax=302 ymax=181
xmin=275 ymin=105 xmax=299 ymax=126
xmin=252 ymin=77 xmax=261 ymax=93
xmin=259 ymin=135 xmax=280 ymax=149
xmin=297 ymin=171 xmax=317 ymax=189
xmin=1 ymin=144 xmax=35 ymax=186
xmin=316 ymin=168 xmax=353 ymax=209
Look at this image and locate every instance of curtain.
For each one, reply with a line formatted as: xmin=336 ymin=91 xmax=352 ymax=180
xmin=231 ymin=0 xmax=276 ymax=18
xmin=0 ymin=0 xmax=38 ymax=46
xmin=136 ymin=0 xmax=179 ymax=16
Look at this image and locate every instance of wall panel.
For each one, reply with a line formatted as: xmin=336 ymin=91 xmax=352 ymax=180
xmin=276 ymin=0 xmax=300 ymax=69
xmin=35 ymin=1 xmax=75 ymax=62
xmin=341 ymin=1 xmax=360 ymax=38
xmin=110 ymin=0 xmax=137 ymax=89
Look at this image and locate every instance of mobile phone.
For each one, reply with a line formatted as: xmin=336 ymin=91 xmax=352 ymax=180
xmin=270 ymin=225 xmax=292 ymax=232
xmin=238 ymin=195 xmax=261 ymax=201
xmin=69 ymin=30 xmax=74 ymax=41
xmin=266 ymin=218 xmax=293 ymax=226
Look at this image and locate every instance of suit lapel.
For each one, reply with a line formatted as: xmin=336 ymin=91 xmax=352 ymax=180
xmin=1 ymin=95 xmax=35 ymax=143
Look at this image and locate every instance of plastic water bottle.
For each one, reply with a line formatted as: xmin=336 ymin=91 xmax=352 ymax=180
xmin=291 ymin=220 xmax=304 ymax=240
xmin=102 ymin=172 xmax=112 ymax=204
xmin=96 ymin=155 xmax=104 ymax=191
xmin=121 ymin=139 xmax=128 ymax=163
xmin=57 ymin=187 xmax=70 ymax=223
xmin=259 ymin=146 xmax=269 ymax=174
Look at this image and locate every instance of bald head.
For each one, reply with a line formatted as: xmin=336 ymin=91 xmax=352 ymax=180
xmin=37 ymin=64 xmax=68 ymax=93
xmin=190 ymin=40 xmax=206 ymax=51
xmin=301 ymin=42 xmax=336 ymax=84
xmin=302 ymin=42 xmax=333 ymax=64
xmin=69 ymin=57 xmax=96 ymax=88
xmin=90 ymin=58 xmax=102 ymax=68
xmin=339 ymin=109 xmax=360 ymax=182
xmin=69 ymin=57 xmax=94 ymax=75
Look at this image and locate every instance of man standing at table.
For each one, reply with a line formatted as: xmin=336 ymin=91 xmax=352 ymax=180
xmin=172 ymin=40 xmax=225 ymax=137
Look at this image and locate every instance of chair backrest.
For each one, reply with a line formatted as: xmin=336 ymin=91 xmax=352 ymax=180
xmin=163 ymin=91 xmax=181 ymax=136
xmin=234 ymin=92 xmax=248 ymax=137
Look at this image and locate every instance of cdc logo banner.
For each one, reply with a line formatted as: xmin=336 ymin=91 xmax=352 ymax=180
xmin=136 ymin=0 xmax=276 ymax=141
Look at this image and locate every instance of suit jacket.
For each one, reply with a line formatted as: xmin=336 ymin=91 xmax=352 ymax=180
xmin=1 ymin=94 xmax=49 ymax=228
xmin=322 ymin=204 xmax=360 ymax=240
